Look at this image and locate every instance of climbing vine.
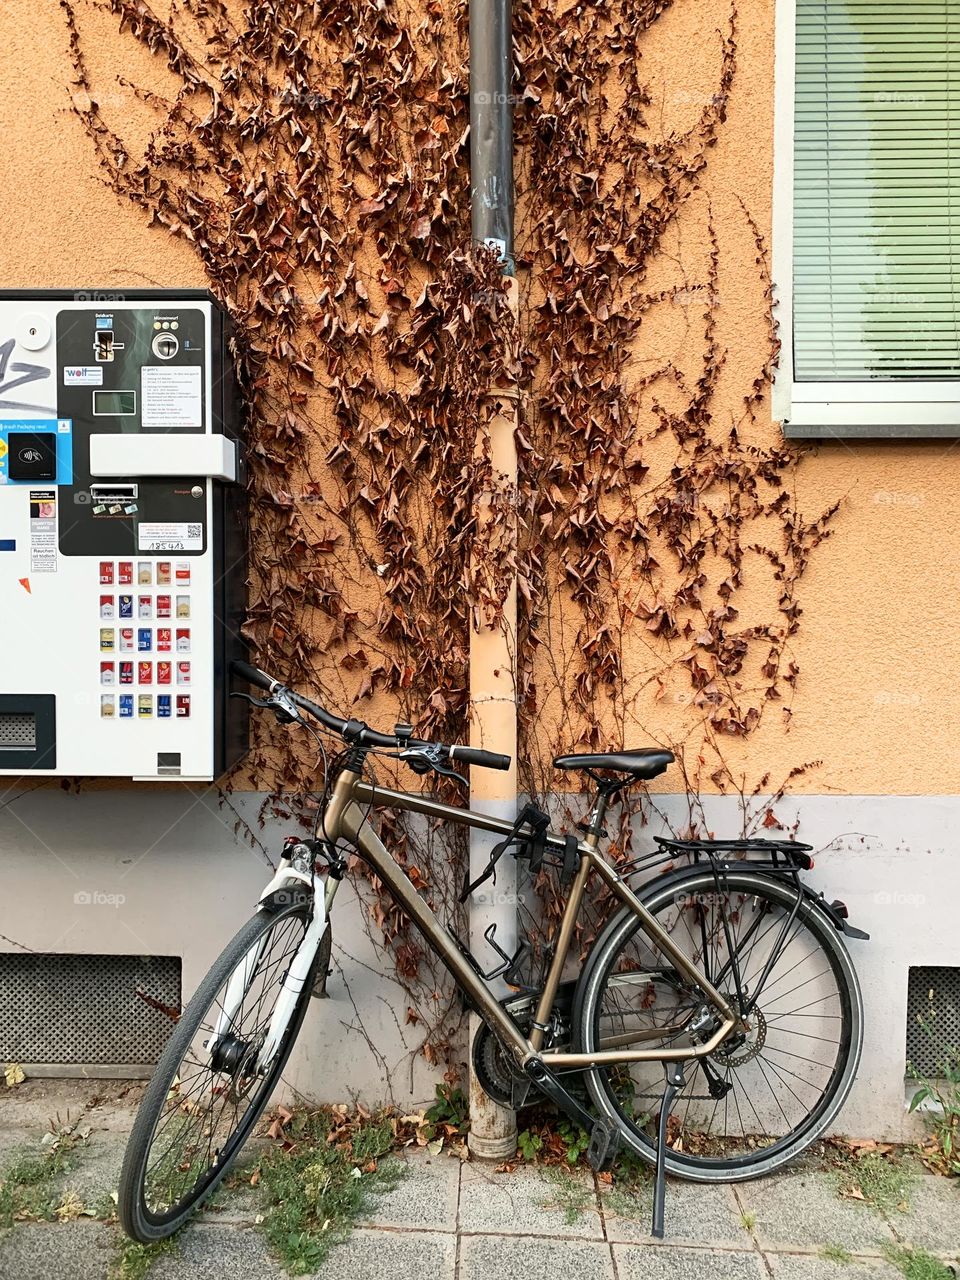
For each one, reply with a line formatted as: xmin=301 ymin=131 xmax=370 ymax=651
xmin=61 ymin=0 xmax=838 ymax=1066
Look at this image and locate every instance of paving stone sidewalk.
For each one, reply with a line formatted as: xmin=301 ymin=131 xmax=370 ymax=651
xmin=0 ymin=1081 xmax=958 ymax=1280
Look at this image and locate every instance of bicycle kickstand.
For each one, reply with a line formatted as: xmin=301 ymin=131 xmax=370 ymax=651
xmin=651 ymin=1062 xmax=686 ymax=1240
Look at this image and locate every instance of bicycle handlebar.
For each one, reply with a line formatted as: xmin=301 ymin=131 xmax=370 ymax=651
xmin=449 ymin=745 xmax=511 ymax=771
xmin=231 ymin=659 xmax=355 ymax=737
xmin=230 ymin=659 xmax=512 ymax=770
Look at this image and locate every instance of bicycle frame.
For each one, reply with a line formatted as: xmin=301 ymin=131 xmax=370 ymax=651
xmin=324 ymin=767 xmax=739 ymax=1071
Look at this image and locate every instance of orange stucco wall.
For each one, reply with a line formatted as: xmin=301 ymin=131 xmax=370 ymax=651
xmin=2 ymin=0 xmax=954 ymax=797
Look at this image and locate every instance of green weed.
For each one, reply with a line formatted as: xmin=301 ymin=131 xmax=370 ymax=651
xmin=540 ymin=1164 xmax=592 ymax=1224
xmin=517 ymin=1129 xmax=543 ymax=1161
xmin=0 ymin=1120 xmax=88 ymax=1227
xmin=819 ymin=1243 xmax=854 ymax=1264
xmin=834 ymin=1150 xmax=913 ymax=1215
xmin=883 ymin=1243 xmax=955 ymax=1280
xmin=253 ymin=1108 xmax=404 ymax=1274
xmin=424 ymin=1084 xmax=468 ymax=1138
xmin=908 ymin=1029 xmax=960 ymax=1177
xmin=110 ymin=1237 xmax=176 ymax=1280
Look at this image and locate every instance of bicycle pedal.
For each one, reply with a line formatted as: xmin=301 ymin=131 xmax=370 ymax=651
xmin=587 ymin=1118 xmax=619 ymax=1172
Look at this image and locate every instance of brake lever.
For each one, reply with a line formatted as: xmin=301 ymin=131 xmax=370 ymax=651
xmin=431 ymin=759 xmax=469 ymax=788
xmin=229 ymin=688 xmax=300 ymax=726
xmin=230 ymin=690 xmax=270 ymax=708
xmin=399 ymin=745 xmax=468 ymax=788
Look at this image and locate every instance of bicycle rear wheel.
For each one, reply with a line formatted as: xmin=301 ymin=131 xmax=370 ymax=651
xmin=118 ymin=898 xmax=321 ymax=1241
xmin=573 ymin=869 xmax=863 ymax=1181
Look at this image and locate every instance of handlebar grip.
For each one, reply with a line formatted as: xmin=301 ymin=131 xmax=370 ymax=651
xmin=449 ymin=745 xmax=512 ymax=771
xmin=230 ymin=659 xmax=276 ymax=693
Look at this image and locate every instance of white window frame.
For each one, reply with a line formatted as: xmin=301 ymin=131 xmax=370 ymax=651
xmin=771 ymin=0 xmax=960 ymax=439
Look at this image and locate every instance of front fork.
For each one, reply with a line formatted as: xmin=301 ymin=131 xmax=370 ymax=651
xmin=209 ymin=841 xmax=341 ymax=1073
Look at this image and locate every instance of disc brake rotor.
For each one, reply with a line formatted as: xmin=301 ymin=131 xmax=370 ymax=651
xmin=712 ymin=1006 xmax=767 ymax=1067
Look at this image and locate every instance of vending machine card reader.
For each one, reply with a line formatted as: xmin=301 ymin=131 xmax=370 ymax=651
xmin=0 ymin=290 xmax=247 ymax=780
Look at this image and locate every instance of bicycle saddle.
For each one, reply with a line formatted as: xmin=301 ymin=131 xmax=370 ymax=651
xmin=553 ymin=749 xmax=674 ymax=779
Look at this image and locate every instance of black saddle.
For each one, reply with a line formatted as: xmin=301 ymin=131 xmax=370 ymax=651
xmin=553 ymin=749 xmax=674 ymax=781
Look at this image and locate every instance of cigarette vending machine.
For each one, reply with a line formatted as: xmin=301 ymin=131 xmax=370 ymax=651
xmin=0 ymin=290 xmax=247 ymax=780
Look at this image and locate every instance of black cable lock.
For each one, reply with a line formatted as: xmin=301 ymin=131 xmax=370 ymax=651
xmin=459 ymin=802 xmax=550 ymax=902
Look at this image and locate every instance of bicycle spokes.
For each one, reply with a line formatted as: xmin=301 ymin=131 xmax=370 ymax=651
xmin=595 ymin=881 xmax=849 ymax=1163
xmin=141 ymin=912 xmax=307 ymax=1218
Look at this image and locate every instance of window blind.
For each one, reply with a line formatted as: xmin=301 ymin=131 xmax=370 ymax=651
xmin=794 ymin=1 xmax=960 ymax=381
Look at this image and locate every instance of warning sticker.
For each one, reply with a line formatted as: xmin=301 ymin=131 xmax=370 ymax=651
xmin=28 ymin=489 xmax=57 ymax=573
xmin=138 ymin=521 xmax=203 ymax=552
xmin=141 ymin=366 xmax=202 ymax=429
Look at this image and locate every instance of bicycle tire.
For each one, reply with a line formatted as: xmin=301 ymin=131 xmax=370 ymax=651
xmin=119 ymin=899 xmax=321 ymax=1241
xmin=573 ymin=868 xmax=863 ymax=1182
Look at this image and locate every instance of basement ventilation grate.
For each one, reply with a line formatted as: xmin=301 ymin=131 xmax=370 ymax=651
xmin=0 ymin=952 xmax=181 ymax=1069
xmin=906 ymin=965 xmax=960 ymax=1077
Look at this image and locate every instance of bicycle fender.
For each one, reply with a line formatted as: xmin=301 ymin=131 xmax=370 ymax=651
xmin=802 ymin=887 xmax=870 ymax=941
xmin=257 ymin=865 xmax=314 ymax=912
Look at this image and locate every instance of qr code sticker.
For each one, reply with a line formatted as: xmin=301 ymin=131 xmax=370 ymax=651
xmin=187 ymin=524 xmax=202 ymax=539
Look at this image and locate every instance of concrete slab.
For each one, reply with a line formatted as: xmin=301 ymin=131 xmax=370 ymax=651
xmin=460 ymin=1232 xmax=615 ymax=1280
xmin=601 ymin=1177 xmax=747 ymax=1248
xmin=767 ymin=1254 xmax=905 ymax=1280
xmin=0 ymin=1079 xmax=103 ymax=1128
xmin=0 ymin=1222 xmax=114 ymax=1280
xmin=736 ymin=1171 xmax=898 ymax=1254
xmin=0 ymin=1130 xmax=36 ymax=1172
xmin=150 ymin=1222 xmax=286 ymax=1279
xmin=308 ymin=1227 xmax=457 ymax=1279
xmin=892 ymin=1174 xmax=960 ymax=1254
xmin=459 ymin=1162 xmax=602 ymax=1239
xmin=614 ymin=1243 xmax=766 ymax=1280
xmin=356 ymin=1151 xmax=459 ymax=1232
xmin=56 ymin=1130 xmax=126 ymax=1206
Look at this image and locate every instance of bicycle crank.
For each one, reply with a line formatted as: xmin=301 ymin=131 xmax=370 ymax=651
xmin=522 ymin=1058 xmax=620 ymax=1172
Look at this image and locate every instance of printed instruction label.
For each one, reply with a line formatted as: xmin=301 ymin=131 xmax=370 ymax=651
xmin=141 ymin=366 xmax=202 ymax=429
xmin=28 ymin=489 xmax=57 ymax=573
xmin=138 ymin=521 xmax=203 ymax=552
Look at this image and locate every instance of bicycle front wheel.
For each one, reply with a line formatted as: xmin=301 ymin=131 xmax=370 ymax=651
xmin=573 ymin=869 xmax=863 ymax=1181
xmin=118 ymin=898 xmax=321 ymax=1241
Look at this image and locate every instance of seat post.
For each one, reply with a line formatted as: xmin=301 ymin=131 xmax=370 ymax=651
xmin=580 ymin=777 xmax=622 ymax=843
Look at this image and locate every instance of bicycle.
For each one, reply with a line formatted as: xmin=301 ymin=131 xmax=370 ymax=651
xmin=118 ymin=657 xmax=867 ymax=1243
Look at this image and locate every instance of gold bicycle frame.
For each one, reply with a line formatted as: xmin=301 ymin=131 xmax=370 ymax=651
xmin=324 ymin=767 xmax=738 ymax=1073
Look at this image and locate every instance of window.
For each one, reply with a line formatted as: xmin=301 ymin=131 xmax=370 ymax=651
xmin=773 ymin=0 xmax=960 ymax=437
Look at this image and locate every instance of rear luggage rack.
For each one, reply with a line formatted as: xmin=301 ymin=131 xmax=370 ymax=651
xmin=621 ymin=835 xmax=814 ymax=878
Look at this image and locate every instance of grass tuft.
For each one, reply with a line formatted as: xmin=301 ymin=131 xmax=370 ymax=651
xmin=110 ymin=1237 xmax=176 ymax=1280
xmin=883 ymin=1243 xmax=956 ymax=1280
xmin=834 ymin=1150 xmax=914 ymax=1215
xmin=0 ymin=1121 xmax=88 ymax=1228
xmin=540 ymin=1165 xmax=593 ymax=1224
xmin=819 ymin=1242 xmax=854 ymax=1264
xmin=253 ymin=1107 xmax=404 ymax=1274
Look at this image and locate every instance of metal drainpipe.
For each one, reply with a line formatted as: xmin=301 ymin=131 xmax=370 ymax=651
xmin=467 ymin=0 xmax=519 ymax=1158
